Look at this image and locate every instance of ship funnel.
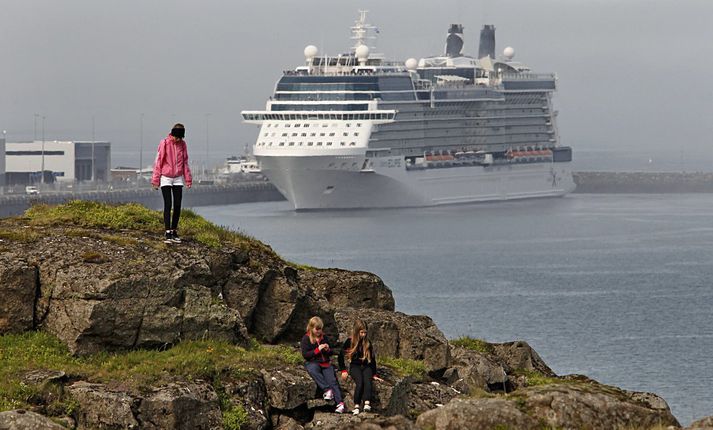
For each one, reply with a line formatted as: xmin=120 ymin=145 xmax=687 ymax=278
xmin=445 ymin=24 xmax=464 ymax=57
xmin=478 ymin=24 xmax=496 ymax=59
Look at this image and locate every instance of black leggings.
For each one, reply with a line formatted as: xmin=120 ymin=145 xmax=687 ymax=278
xmin=350 ymin=364 xmax=374 ymax=405
xmin=161 ymin=185 xmax=183 ymax=230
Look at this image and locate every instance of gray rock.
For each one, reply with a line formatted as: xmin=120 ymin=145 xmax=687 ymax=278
xmin=491 ymin=340 xmax=555 ymax=376
xmin=416 ymin=398 xmax=538 ymax=430
xmin=224 ymin=376 xmax=270 ymax=430
xmin=408 ymin=382 xmax=460 ymax=417
xmin=246 ymin=269 xmax=394 ymax=343
xmin=67 ymin=381 xmax=139 ymax=429
xmin=306 ymin=412 xmax=415 ymax=429
xmin=446 ymin=344 xmax=507 ymax=393
xmin=28 ymin=234 xmax=250 ymax=355
xmin=522 ymin=384 xmax=680 ymax=429
xmin=136 ymin=382 xmax=222 ymax=430
xmin=687 ymin=415 xmax=713 ymax=430
xmin=335 ymin=308 xmax=450 ymax=372
xmin=0 ymin=257 xmax=36 ymax=334
xmin=261 ymin=367 xmax=317 ymax=410
xmin=272 ymin=414 xmax=305 ymax=430
xmin=0 ymin=409 xmax=66 ymax=430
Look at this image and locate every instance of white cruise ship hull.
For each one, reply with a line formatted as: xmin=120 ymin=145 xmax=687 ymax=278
xmin=258 ymin=154 xmax=575 ymax=210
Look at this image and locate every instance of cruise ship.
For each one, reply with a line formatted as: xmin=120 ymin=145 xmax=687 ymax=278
xmin=242 ymin=11 xmax=575 ymax=209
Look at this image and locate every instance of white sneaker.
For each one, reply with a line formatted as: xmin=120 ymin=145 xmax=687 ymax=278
xmin=363 ymin=401 xmax=371 ymax=412
xmin=335 ymin=402 xmax=345 ymax=414
xmin=323 ymin=389 xmax=333 ymax=401
xmin=352 ymin=407 xmax=360 ymax=415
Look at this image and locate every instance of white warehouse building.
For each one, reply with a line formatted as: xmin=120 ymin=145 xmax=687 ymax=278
xmin=4 ymin=140 xmax=110 ymax=185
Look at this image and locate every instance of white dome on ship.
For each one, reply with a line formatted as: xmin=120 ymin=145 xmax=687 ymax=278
xmin=304 ymin=45 xmax=319 ymax=59
xmin=405 ymin=58 xmax=418 ymax=70
xmin=503 ymin=46 xmax=515 ymax=60
xmin=355 ymin=44 xmax=370 ymax=60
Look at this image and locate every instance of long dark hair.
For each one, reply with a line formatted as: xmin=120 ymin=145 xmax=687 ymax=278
xmin=347 ymin=319 xmax=372 ymax=362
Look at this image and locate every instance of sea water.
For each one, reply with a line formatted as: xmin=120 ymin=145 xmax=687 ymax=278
xmin=195 ymin=194 xmax=713 ymax=425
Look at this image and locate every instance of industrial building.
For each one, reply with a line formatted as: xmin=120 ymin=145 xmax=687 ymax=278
xmin=4 ymin=140 xmax=110 ymax=185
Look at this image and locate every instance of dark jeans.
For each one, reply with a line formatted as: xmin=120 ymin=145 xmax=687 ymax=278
xmin=305 ymin=362 xmax=343 ymax=404
xmin=350 ymin=364 xmax=374 ymax=405
xmin=161 ymin=185 xmax=183 ymax=230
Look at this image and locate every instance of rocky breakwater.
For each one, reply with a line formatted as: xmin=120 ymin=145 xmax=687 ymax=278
xmin=0 ymin=201 xmax=708 ymax=429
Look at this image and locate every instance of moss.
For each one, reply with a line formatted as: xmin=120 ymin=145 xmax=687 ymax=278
xmin=22 ymin=201 xmax=277 ymax=255
xmin=450 ymin=336 xmax=494 ymax=354
xmin=0 ymin=227 xmax=40 ymax=243
xmin=81 ymin=251 xmax=110 ymax=264
xmin=513 ymin=370 xmax=563 ymax=387
xmin=0 ymin=332 xmax=305 ymax=413
xmin=222 ymin=404 xmax=249 ymax=430
xmin=379 ymin=356 xmax=428 ymax=381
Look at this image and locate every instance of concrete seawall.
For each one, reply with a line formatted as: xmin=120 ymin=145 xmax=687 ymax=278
xmin=573 ymin=171 xmax=713 ymax=193
xmin=0 ymin=181 xmax=285 ymax=218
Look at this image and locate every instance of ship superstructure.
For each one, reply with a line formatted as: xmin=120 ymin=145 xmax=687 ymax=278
xmin=242 ymin=11 xmax=575 ymax=209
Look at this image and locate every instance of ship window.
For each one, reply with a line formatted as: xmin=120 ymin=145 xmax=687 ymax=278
xmin=326 ymin=142 xmax=332 ymax=146
xmin=340 ymin=142 xmax=346 ymax=146
xmin=304 ymin=124 xmax=309 ymax=127
xmin=279 ymin=142 xmax=285 ymax=146
xmin=263 ymin=133 xmax=268 ymax=137
xmin=268 ymin=142 xmax=273 ymax=146
xmin=310 ymin=132 xmax=316 ymax=137
xmin=282 ymin=133 xmax=288 ymax=137
xmin=295 ymin=124 xmax=301 ymax=128
xmin=346 ymin=123 xmax=351 ymax=127
xmin=343 ymin=132 xmax=348 ymax=136
xmin=329 ymin=132 xmax=335 ymax=136
xmin=350 ymin=142 xmax=356 ymax=146
xmin=308 ymin=142 xmax=313 ymax=146
xmin=354 ymin=132 xmax=359 ymax=136
xmin=289 ymin=142 xmax=295 ymax=146
xmin=266 ymin=124 xmax=271 ymax=128
xmin=317 ymin=142 xmax=323 ymax=146
xmin=301 ymin=133 xmax=307 ymax=137
xmin=299 ymin=142 xmax=303 ymax=146
xmin=292 ymin=132 xmax=298 ymax=136
xmin=285 ymin=124 xmax=291 ymax=127
xmin=320 ymin=133 xmax=326 ymax=137
xmin=357 ymin=123 xmax=362 ymax=127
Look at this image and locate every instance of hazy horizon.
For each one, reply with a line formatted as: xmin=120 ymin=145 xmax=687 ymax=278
xmin=1 ymin=0 xmax=712 ymax=170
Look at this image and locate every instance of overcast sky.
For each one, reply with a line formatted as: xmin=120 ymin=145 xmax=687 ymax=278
xmin=1 ymin=0 xmax=712 ymax=170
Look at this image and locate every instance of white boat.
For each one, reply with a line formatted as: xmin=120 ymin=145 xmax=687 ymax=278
xmin=242 ymin=12 xmax=575 ymax=209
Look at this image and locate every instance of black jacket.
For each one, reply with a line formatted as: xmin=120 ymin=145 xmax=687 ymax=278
xmin=338 ymin=337 xmax=377 ymax=376
xmin=300 ymin=333 xmax=334 ymax=366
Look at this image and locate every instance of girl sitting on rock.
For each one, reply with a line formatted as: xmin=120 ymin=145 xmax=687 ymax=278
xmin=301 ymin=316 xmax=345 ymax=413
xmin=338 ymin=319 xmax=383 ymax=415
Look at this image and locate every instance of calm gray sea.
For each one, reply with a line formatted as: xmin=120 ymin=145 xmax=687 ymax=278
xmin=195 ymin=194 xmax=713 ymax=425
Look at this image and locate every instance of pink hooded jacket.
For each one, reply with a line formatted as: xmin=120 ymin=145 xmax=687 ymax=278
xmin=151 ymin=135 xmax=193 ymax=187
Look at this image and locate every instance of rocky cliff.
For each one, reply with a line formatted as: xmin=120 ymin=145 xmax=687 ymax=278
xmin=0 ymin=201 xmax=708 ymax=429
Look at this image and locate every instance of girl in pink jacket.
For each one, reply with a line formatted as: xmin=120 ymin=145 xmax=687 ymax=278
xmin=151 ymin=123 xmax=193 ymax=243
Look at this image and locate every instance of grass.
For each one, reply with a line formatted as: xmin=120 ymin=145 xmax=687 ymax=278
xmin=0 ymin=331 xmax=303 ymax=414
xmin=21 ymin=200 xmax=277 ymax=255
xmin=0 ymin=227 xmax=40 ymax=243
xmin=450 ymin=336 xmax=494 ymax=354
xmin=512 ymin=369 xmax=562 ymax=387
xmin=379 ymin=356 xmax=428 ymax=381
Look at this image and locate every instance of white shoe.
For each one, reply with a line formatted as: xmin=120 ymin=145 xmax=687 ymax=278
xmin=363 ymin=401 xmax=371 ymax=412
xmin=323 ymin=389 xmax=333 ymax=401
xmin=335 ymin=402 xmax=345 ymax=414
xmin=352 ymin=407 xmax=360 ymax=415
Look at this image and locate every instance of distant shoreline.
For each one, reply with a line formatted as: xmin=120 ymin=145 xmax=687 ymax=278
xmin=572 ymin=171 xmax=713 ymax=193
xmin=2 ymin=172 xmax=711 ymax=218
